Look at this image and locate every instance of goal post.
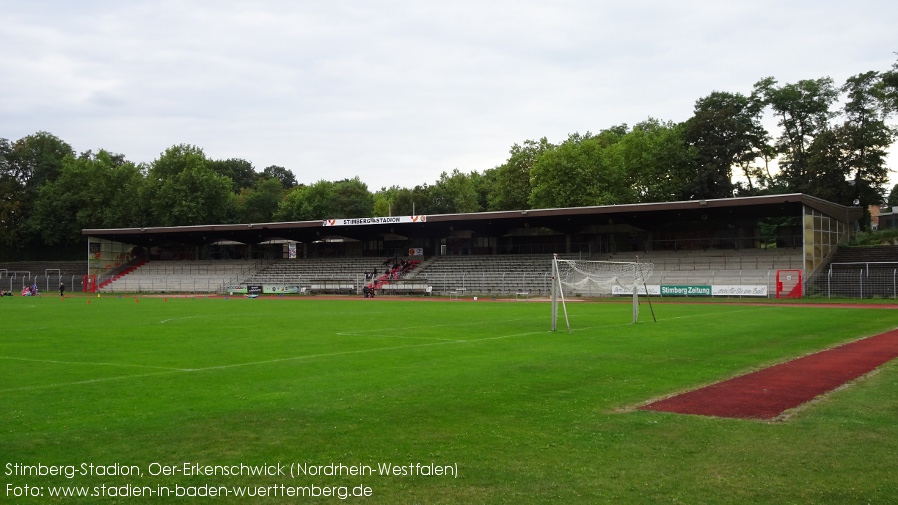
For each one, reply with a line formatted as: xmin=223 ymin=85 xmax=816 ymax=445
xmin=551 ymin=255 xmax=655 ymax=332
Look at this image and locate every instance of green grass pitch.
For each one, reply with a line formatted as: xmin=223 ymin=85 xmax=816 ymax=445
xmin=2 ymin=295 xmax=898 ymax=503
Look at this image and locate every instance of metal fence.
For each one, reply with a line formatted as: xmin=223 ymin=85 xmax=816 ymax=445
xmin=812 ymin=262 xmax=898 ymax=299
xmin=1 ymin=271 xmax=85 ymax=294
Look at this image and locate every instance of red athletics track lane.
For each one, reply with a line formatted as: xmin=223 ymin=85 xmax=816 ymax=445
xmin=640 ymin=328 xmax=898 ymax=420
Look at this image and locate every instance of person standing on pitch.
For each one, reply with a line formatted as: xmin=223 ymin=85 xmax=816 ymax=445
xmin=59 ymin=282 xmax=65 ymax=298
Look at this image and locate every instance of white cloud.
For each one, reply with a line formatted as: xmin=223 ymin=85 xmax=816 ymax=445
xmin=1 ymin=0 xmax=896 ymax=189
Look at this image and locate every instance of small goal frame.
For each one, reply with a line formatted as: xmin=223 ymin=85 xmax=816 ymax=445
xmin=551 ymin=254 xmax=655 ymax=333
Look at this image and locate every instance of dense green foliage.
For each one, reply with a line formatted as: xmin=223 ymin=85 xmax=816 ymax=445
xmin=2 ymin=61 xmax=897 ymax=258
xmin=849 ymin=228 xmax=898 ymax=246
xmin=2 ymin=297 xmax=898 ymax=504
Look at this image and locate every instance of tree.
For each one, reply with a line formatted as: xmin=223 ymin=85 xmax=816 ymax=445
xmin=803 ymin=129 xmax=853 ymax=203
xmin=274 ymin=180 xmax=335 ymax=221
xmin=429 ymin=169 xmax=480 ymax=214
xmin=0 ymin=174 xmax=23 ymax=253
xmin=381 ymin=185 xmax=430 ymax=216
xmin=610 ymin=119 xmax=696 ymax=202
xmin=372 ymin=185 xmax=401 ymax=217
xmin=880 ymin=56 xmax=898 ymax=113
xmin=142 ymin=145 xmax=236 ymax=226
xmin=261 ymin=165 xmax=297 ymax=189
xmin=208 ymin=158 xmax=258 ymax=192
xmin=331 ymin=177 xmax=374 ymax=218
xmin=239 ymin=177 xmax=285 ymax=223
xmin=0 ymin=132 xmax=74 ymax=256
xmin=754 ymin=77 xmax=839 ymax=192
xmin=8 ymin=131 xmax=73 ymax=190
xmin=838 ymin=71 xmax=895 ymax=206
xmin=489 ymin=138 xmax=552 ymax=211
xmin=683 ymin=91 xmax=767 ymax=197
xmin=887 ymin=184 xmax=898 ymax=208
xmin=529 ymin=132 xmax=627 ymax=209
xmin=0 ymin=139 xmax=24 ymax=251
xmin=29 ymin=150 xmax=145 ymax=245
xmin=471 ymin=168 xmax=496 ymax=212
xmin=372 ymin=194 xmax=392 ymax=217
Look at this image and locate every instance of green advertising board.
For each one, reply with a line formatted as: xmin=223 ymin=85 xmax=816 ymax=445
xmin=660 ymin=285 xmax=712 ymax=296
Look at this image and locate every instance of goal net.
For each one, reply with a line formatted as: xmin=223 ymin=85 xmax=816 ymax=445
xmin=551 ymin=255 xmax=654 ymax=332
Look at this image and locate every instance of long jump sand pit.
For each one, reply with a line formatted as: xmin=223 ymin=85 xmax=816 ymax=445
xmin=640 ymin=328 xmax=898 ymax=420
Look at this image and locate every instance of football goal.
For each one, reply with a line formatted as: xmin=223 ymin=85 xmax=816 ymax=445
xmin=551 ymin=255 xmax=655 ymax=332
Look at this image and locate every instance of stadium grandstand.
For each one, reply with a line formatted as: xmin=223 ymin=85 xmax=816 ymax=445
xmin=70 ymin=193 xmax=868 ymax=298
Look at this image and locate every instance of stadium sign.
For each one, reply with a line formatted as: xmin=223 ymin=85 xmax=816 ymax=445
xmin=323 ymin=216 xmax=427 ymax=226
xmin=612 ymin=284 xmax=766 ymax=297
xmin=660 ymin=285 xmax=712 ymax=296
xmin=226 ymin=285 xmax=301 ymax=295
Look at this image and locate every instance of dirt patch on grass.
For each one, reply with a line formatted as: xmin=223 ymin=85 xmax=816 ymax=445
xmin=640 ymin=328 xmax=898 ymax=420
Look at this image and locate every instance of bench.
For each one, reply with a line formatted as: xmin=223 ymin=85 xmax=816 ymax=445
xmin=380 ymin=281 xmax=432 ymax=295
xmin=449 ymin=288 xmax=466 ymax=300
xmin=515 ymin=291 xmax=530 ymax=300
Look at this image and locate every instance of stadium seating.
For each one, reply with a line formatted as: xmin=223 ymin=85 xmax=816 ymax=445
xmin=80 ymin=248 xmax=807 ymax=296
xmin=99 ymin=259 xmax=261 ymax=293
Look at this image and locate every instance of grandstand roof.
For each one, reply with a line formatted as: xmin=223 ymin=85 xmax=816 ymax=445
xmin=82 ymin=193 xmax=861 ymax=247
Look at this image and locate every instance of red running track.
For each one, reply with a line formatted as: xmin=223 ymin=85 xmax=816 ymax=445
xmin=640 ymin=329 xmax=898 ymax=420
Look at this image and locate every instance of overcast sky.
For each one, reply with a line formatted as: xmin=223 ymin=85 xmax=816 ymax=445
xmin=2 ymin=1 xmax=896 ymax=191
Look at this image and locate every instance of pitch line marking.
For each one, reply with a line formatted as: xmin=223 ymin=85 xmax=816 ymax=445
xmin=0 ymin=355 xmax=189 ymax=371
xmin=164 ymin=327 xmax=557 ymax=372
xmin=0 ymin=370 xmax=182 ymax=393
xmin=338 ymin=317 xmax=539 ymax=334
xmin=335 ymin=333 xmax=461 ymax=342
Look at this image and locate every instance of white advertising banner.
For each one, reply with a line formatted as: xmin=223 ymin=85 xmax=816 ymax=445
xmin=610 ymin=284 xmax=767 ymax=297
xmin=611 ymin=285 xmax=661 ymax=296
xmin=712 ymin=285 xmax=768 ymax=297
xmin=323 ymin=216 xmax=427 ymax=226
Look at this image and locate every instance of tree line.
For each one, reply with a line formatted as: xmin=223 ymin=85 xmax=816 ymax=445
xmin=2 ymin=60 xmax=897 ymax=259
